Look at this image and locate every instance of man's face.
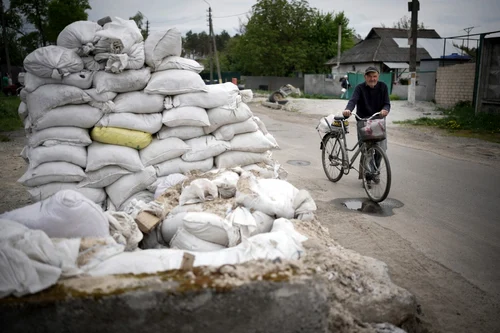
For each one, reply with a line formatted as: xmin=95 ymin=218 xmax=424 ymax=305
xmin=364 ymin=72 xmax=379 ymax=88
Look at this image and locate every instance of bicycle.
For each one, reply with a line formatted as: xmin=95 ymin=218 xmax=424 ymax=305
xmin=319 ymin=112 xmax=392 ymax=202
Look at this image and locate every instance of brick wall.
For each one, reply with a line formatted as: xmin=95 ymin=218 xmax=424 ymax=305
xmin=435 ymin=63 xmax=476 ymax=108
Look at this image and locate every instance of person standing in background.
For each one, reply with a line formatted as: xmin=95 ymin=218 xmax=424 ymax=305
xmin=340 ymin=75 xmax=351 ymax=99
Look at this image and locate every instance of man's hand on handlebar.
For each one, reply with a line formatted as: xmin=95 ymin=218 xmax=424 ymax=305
xmin=380 ymin=109 xmax=389 ymax=117
xmin=342 ymin=110 xmax=351 ymax=118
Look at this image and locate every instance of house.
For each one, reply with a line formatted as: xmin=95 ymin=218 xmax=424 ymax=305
xmin=326 ymin=28 xmax=463 ymax=79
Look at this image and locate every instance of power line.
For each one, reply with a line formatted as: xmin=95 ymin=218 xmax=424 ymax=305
xmin=213 ymin=12 xmax=249 ymax=19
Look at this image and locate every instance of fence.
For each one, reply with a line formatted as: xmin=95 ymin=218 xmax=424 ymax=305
xmin=435 ymin=63 xmax=476 ymax=108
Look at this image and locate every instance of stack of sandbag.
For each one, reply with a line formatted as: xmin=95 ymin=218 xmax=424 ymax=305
xmin=17 ymin=16 xmax=280 ymax=212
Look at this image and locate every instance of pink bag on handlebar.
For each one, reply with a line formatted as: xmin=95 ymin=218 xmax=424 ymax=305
xmin=358 ymin=118 xmax=386 ymax=142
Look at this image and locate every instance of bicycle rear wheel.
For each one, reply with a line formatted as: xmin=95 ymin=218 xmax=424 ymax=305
xmin=321 ymin=132 xmax=345 ymax=182
xmin=362 ymin=145 xmax=391 ymax=202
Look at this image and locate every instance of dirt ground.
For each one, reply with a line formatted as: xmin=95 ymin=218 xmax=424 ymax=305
xmin=1 ymin=99 xmax=499 ymax=333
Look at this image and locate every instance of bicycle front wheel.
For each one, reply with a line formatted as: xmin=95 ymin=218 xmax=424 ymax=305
xmin=362 ymin=145 xmax=391 ymax=202
xmin=321 ymin=132 xmax=345 ymax=182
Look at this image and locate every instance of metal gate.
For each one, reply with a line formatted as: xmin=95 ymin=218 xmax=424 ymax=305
xmin=347 ymin=73 xmax=393 ymax=97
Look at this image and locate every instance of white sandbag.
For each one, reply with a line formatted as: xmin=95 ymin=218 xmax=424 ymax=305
xmin=96 ymin=17 xmax=143 ymax=53
xmin=125 ymin=41 xmax=145 ymax=70
xmin=28 ymin=127 xmax=92 ymax=148
xmin=182 ymin=212 xmax=233 ymax=246
xmin=18 ymin=162 xmax=85 ymax=187
xmin=155 ymin=157 xmax=213 ymax=177
xmin=145 ymin=69 xmax=207 ymax=95
xmin=157 ymin=125 xmax=205 ymax=140
xmin=242 ymin=162 xmax=288 ymax=180
xmin=230 ymin=131 xmax=279 ymax=153
xmin=251 ymin=211 xmax=275 ymax=236
xmin=23 ymin=45 xmax=83 ymax=79
xmin=57 ymin=21 xmax=102 ymax=55
xmin=96 ymin=112 xmax=162 ymax=134
xmin=212 ymin=170 xmax=240 ymax=199
xmin=86 ymin=142 xmax=144 ymax=172
xmin=140 ymin=138 xmax=190 ymax=167
xmin=271 ymin=218 xmax=308 ymax=244
xmin=0 ymin=190 xmax=109 ymax=238
xmin=215 ymin=151 xmax=272 ymax=169
xmin=164 ymin=82 xmax=239 ymax=110
xmin=26 ymin=85 xmax=91 ymax=123
xmin=151 ymin=173 xmax=188 ymax=198
xmin=265 ymin=133 xmax=279 ymax=147
xmin=26 ymin=145 xmax=87 ymax=169
xmin=204 ymin=102 xmax=253 ymax=134
xmin=105 ymin=211 xmax=143 ymax=251
xmin=24 ymin=71 xmax=95 ymax=93
xmin=112 ymin=91 xmax=164 ymax=114
xmin=93 ymin=67 xmax=151 ymax=93
xmin=85 ymin=88 xmax=117 ymax=102
xmin=19 ymin=88 xmax=28 ymax=103
xmin=106 ymin=166 xmax=157 ymax=208
xmin=145 ymin=28 xmax=182 ymax=69
xmin=78 ymin=166 xmax=131 ymax=188
xmin=179 ymin=179 xmax=218 ymax=206
xmin=240 ymin=89 xmax=254 ymax=103
xmin=18 ymin=102 xmax=28 ymax=121
xmin=293 ymin=189 xmax=317 ymax=221
xmin=101 ymin=52 xmax=128 ymax=73
xmin=160 ymin=212 xmax=186 ymax=243
xmin=170 ymin=228 xmax=225 ymax=252
xmin=226 ymin=207 xmax=257 ymax=244
xmin=33 ymin=104 xmax=103 ymax=131
xmin=119 ymin=190 xmax=155 ymax=212
xmin=170 ymin=203 xmax=204 ymax=215
xmin=162 ymin=106 xmax=210 ymax=127
xmin=182 ymin=135 xmax=230 ymax=162
xmin=253 ymin=116 xmax=269 ymax=135
xmin=27 ymin=183 xmax=106 ymax=204
xmin=235 ymin=174 xmax=299 ymax=219
xmin=0 ymin=220 xmax=81 ymax=298
xmin=212 ymin=118 xmax=259 ymax=141
xmin=155 ymin=56 xmax=203 ymax=73
xmin=82 ymin=56 xmax=104 ymax=71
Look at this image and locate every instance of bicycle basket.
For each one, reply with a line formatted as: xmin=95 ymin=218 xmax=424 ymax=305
xmin=357 ymin=118 xmax=386 ymax=142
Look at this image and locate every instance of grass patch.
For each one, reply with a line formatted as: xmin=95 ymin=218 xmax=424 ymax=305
xmin=394 ymin=101 xmax=500 ymax=143
xmin=390 ymin=94 xmax=401 ymax=101
xmin=297 ymin=93 xmax=337 ymax=100
xmin=0 ymin=95 xmax=23 ymax=133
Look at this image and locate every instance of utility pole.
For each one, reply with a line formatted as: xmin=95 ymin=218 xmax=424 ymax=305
xmin=204 ymin=1 xmax=222 ymax=84
xmin=0 ymin=0 xmax=11 ymax=79
xmin=463 ymin=26 xmax=475 ymax=50
xmin=337 ymin=25 xmax=342 ymax=76
xmin=408 ymin=0 xmax=419 ymax=105
xmin=146 ymin=20 xmax=149 ymax=39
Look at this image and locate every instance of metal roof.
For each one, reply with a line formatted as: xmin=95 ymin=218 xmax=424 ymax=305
xmin=392 ymin=38 xmax=463 ymax=59
xmin=383 ymin=62 xmax=409 ymax=69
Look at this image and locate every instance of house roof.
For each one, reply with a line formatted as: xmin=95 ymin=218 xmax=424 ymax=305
xmin=326 ymin=28 xmax=441 ymax=65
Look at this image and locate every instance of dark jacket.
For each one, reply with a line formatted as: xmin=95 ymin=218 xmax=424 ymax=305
xmin=345 ymin=81 xmax=391 ymax=119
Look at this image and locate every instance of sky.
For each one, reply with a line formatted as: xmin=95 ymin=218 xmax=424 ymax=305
xmin=87 ymin=0 xmax=500 ymax=42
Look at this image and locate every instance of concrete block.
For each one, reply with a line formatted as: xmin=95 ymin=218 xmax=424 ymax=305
xmin=0 ymin=275 xmax=330 ymax=333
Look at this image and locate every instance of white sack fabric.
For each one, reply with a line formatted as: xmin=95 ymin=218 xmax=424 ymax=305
xmin=95 ymin=17 xmax=144 ymax=54
xmin=93 ymin=67 xmax=151 ymax=93
xmin=0 ymin=190 xmax=109 ymax=238
xmin=155 ymin=157 xmax=214 ymax=177
xmin=28 ymin=127 xmax=92 ymax=148
xmin=24 ymin=71 xmax=94 ymax=93
xmin=164 ymin=82 xmax=240 ymax=110
xmin=145 ymin=70 xmax=207 ymax=95
xmin=57 ymin=20 xmax=102 ymax=55
xmin=18 ymin=162 xmax=86 ymax=187
xmin=182 ymin=135 xmax=230 ymax=162
xmin=105 ymin=166 xmax=157 ymax=208
xmin=96 ymin=112 xmax=162 ymax=134
xmin=27 ymin=184 xmax=106 ymax=204
xmin=32 ymin=104 xmax=103 ymax=131
xmin=23 ymin=45 xmax=84 ymax=79
xmin=155 ymin=56 xmax=203 ymax=73
xmin=139 ymin=138 xmax=191 ymax=167
xmin=157 ymin=125 xmax=205 ymax=140
xmin=25 ymin=145 xmax=87 ymax=169
xmin=162 ymin=106 xmax=210 ymax=127
xmin=112 ymin=91 xmax=164 ymax=113
xmin=204 ymin=102 xmax=253 ymax=134
xmin=0 ymin=219 xmax=80 ymax=298
xmin=145 ymin=28 xmax=182 ymax=69
xmin=86 ymin=142 xmax=144 ymax=172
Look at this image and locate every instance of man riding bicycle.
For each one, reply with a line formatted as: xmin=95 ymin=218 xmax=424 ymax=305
xmin=342 ymin=66 xmax=391 ymax=184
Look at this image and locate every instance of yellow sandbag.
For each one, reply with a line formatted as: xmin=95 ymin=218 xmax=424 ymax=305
xmin=91 ymin=127 xmax=152 ymax=150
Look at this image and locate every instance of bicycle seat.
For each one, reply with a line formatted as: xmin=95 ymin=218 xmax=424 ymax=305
xmin=334 ymin=115 xmax=345 ymax=120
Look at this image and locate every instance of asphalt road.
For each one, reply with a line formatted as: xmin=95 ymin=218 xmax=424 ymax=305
xmin=249 ymin=100 xmax=500 ymax=333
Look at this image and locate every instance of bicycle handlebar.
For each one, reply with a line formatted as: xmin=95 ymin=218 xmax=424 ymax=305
xmin=354 ymin=112 xmax=382 ymax=121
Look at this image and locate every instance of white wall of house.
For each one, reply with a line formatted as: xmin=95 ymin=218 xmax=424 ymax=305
xmin=331 ymin=62 xmax=377 ymax=76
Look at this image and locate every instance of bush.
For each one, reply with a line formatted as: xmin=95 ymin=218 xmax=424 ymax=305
xmin=0 ymin=96 xmax=22 ymax=132
xmin=390 ymin=94 xmax=401 ymax=101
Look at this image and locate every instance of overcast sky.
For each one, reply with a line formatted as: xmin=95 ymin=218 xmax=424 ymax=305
xmin=87 ymin=0 xmax=500 ymax=41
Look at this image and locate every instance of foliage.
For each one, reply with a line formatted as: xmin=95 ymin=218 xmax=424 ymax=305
xmin=393 ymin=101 xmax=500 ymax=143
xmin=46 ymin=0 xmax=91 ymax=43
xmin=129 ymin=11 xmax=148 ymax=39
xmin=227 ymin=0 xmax=356 ymax=76
xmin=0 ymin=95 xmax=22 ymax=133
xmin=381 ymin=15 xmax=426 ymax=30
xmin=389 ymin=94 xmax=401 ymax=101
xmin=453 ymin=42 xmax=476 ymax=62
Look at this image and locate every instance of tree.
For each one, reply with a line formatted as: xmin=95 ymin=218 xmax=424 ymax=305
xmin=228 ymin=0 xmax=357 ymax=76
xmin=46 ymin=0 xmax=91 ymax=43
xmin=11 ymin=0 xmax=50 ymax=46
xmin=129 ymin=11 xmax=148 ymax=39
xmin=388 ymin=15 xmax=426 ymax=30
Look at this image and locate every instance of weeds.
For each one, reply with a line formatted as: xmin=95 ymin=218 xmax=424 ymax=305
xmin=394 ymin=101 xmax=500 ymax=143
xmin=0 ymin=95 xmax=23 ymax=132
